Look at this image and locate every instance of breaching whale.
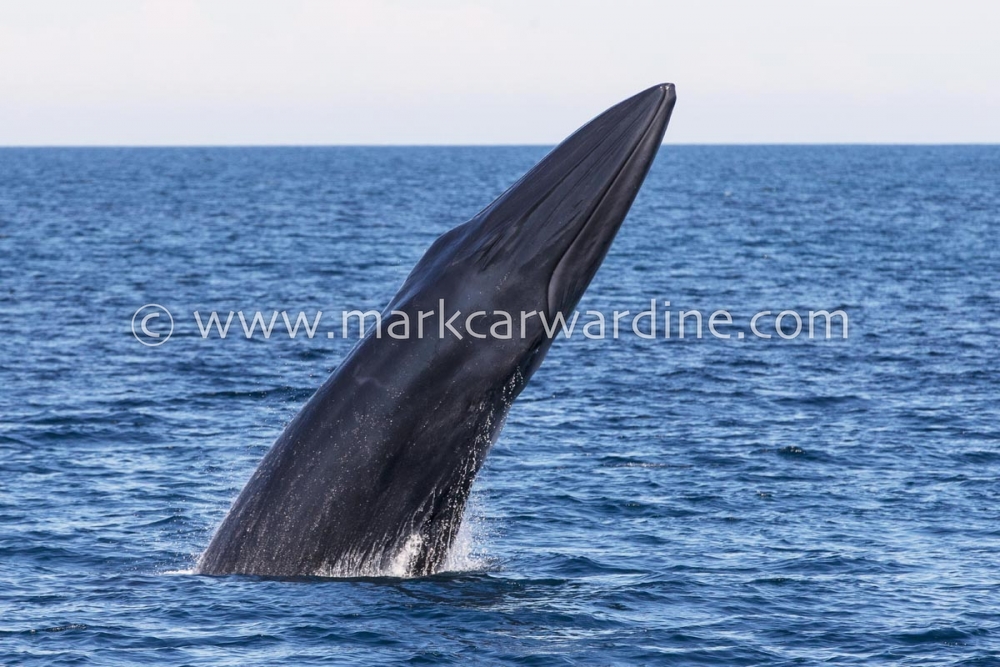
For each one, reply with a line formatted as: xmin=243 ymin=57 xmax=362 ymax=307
xmin=198 ymin=84 xmax=676 ymax=576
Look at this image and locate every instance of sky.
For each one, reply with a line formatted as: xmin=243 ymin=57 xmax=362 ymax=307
xmin=0 ymin=0 xmax=997 ymax=145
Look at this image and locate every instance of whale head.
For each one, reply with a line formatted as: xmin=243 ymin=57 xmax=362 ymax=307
xmin=388 ymin=83 xmax=676 ymax=383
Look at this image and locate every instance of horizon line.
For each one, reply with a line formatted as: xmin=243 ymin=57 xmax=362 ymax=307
xmin=1 ymin=142 xmax=999 ymax=149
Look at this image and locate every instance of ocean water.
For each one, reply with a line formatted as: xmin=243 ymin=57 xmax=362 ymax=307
xmin=1 ymin=145 xmax=998 ymax=665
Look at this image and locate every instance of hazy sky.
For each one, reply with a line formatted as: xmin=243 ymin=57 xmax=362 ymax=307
xmin=1 ymin=0 xmax=997 ymax=144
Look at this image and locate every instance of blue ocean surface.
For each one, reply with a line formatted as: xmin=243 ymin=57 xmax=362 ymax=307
xmin=1 ymin=145 xmax=998 ymax=665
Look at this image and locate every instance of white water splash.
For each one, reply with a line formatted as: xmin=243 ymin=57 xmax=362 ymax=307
xmin=311 ymin=492 xmax=494 ymax=579
xmin=386 ymin=533 xmax=426 ymax=577
xmin=440 ymin=493 xmax=493 ymax=574
xmin=177 ymin=514 xmax=492 ymax=578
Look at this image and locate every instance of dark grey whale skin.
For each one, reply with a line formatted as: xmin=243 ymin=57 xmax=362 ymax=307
xmin=198 ymin=84 xmax=676 ymax=577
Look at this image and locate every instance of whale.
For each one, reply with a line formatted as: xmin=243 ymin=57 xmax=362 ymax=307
xmin=197 ymin=83 xmax=676 ymax=577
